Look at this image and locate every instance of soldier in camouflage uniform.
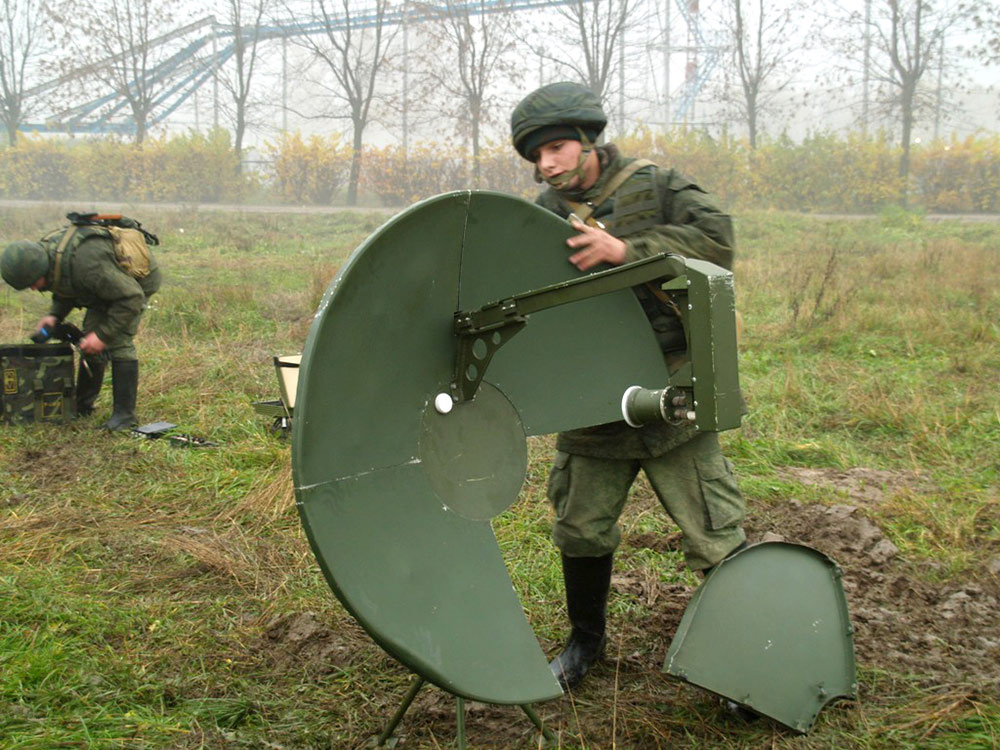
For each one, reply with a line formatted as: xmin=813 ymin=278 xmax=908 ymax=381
xmin=510 ymin=81 xmax=747 ymax=691
xmin=1 ymin=223 xmax=162 ymax=431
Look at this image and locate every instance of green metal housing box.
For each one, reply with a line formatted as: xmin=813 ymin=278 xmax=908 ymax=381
xmin=679 ymin=258 xmax=742 ymax=432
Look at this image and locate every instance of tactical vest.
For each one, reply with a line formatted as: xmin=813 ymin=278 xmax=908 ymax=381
xmin=605 ymin=164 xmax=663 ymax=237
xmin=565 ymin=161 xmax=689 ymax=353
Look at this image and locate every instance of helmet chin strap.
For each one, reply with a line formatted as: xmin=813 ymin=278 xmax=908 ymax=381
xmin=538 ymin=128 xmax=595 ymax=191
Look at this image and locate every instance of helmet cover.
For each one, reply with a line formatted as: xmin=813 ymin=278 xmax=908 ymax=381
xmin=1 ymin=241 xmax=48 ymax=290
xmin=511 ymin=81 xmax=607 ymax=160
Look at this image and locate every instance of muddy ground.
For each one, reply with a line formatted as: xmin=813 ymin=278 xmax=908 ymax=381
xmin=260 ymin=467 xmax=999 ymax=747
xmin=771 ymin=468 xmax=1000 ymax=696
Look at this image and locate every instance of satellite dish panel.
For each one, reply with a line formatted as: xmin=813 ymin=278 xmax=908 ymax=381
xmin=664 ymin=542 xmax=857 ymax=733
xmin=292 ymin=192 xmax=670 ymax=705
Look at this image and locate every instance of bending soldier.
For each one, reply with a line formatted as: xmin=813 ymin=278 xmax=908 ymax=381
xmin=1 ymin=218 xmax=161 ymax=431
xmin=510 ymin=82 xmax=748 ymax=691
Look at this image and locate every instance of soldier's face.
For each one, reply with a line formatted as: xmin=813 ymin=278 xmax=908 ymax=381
xmin=30 ymin=278 xmax=46 ymax=291
xmin=534 ymin=139 xmax=601 ymax=191
xmin=534 ymin=139 xmax=584 ymax=186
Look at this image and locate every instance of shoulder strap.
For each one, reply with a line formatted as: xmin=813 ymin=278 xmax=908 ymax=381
xmin=567 ymin=158 xmax=656 ymax=223
xmin=51 ymin=226 xmax=79 ymax=292
xmin=567 ymin=158 xmax=678 ymax=311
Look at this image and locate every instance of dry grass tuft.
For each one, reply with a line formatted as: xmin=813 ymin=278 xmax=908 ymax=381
xmin=876 ymin=689 xmax=996 ymax=741
xmin=219 ymin=462 xmax=295 ymax=531
xmin=156 ymin=525 xmax=282 ymax=595
xmin=0 ymin=505 xmax=102 ymax=563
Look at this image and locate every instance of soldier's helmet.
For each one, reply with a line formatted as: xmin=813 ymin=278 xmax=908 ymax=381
xmin=1 ymin=241 xmax=49 ymax=290
xmin=510 ymin=81 xmax=607 ymax=161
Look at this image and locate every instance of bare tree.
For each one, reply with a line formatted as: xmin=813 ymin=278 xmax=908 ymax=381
xmin=417 ymin=0 xmax=520 ymax=185
xmin=720 ymin=0 xmax=804 ymax=148
xmin=0 ymin=0 xmax=49 ymax=145
xmin=526 ymin=0 xmax=644 ymax=129
xmin=960 ymin=1 xmax=999 ymax=64
xmin=292 ymin=0 xmax=397 ymax=205
xmin=52 ymin=0 xmax=181 ymax=143
xmin=827 ymin=0 xmax=965 ymax=190
xmin=216 ymin=0 xmax=272 ymax=171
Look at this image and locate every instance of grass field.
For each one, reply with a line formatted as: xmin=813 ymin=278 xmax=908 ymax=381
xmin=1 ymin=203 xmax=998 ymax=749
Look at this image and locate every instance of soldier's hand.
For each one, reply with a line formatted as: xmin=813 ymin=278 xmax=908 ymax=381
xmin=567 ymin=217 xmax=627 ymax=270
xmin=79 ymin=332 xmax=107 ymax=356
xmin=37 ymin=315 xmax=59 ymax=333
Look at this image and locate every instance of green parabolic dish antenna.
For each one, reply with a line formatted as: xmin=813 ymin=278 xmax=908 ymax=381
xmin=292 ymin=191 xmax=669 ymax=705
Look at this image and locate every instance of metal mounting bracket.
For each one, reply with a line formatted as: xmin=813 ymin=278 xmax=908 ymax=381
xmin=451 ymin=253 xmax=688 ymax=402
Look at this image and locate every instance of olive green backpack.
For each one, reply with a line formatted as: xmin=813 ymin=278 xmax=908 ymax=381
xmin=46 ymin=212 xmax=160 ymax=290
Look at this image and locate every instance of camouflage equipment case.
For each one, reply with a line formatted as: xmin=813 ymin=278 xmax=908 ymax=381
xmin=0 ymin=343 xmax=76 ymax=423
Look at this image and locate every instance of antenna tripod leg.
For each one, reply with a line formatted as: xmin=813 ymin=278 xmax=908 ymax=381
xmin=520 ymin=702 xmax=556 ymax=743
xmin=374 ymin=675 xmax=425 ymax=747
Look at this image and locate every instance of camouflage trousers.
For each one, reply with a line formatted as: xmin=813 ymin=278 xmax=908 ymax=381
xmin=82 ymin=302 xmax=149 ymax=362
xmin=546 ymin=431 xmax=746 ymax=571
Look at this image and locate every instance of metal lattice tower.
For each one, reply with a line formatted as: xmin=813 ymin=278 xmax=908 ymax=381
xmin=22 ymin=1 xmax=573 ymax=135
xmin=21 ymin=0 xmax=724 ymax=136
xmin=669 ymin=0 xmax=725 ymax=123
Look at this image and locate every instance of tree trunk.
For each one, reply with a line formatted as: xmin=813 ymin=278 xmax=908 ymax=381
xmin=235 ymin=110 xmax=246 ymax=176
xmin=899 ymin=101 xmax=913 ymax=207
xmin=131 ymin=101 xmax=147 ymax=145
xmin=471 ymin=102 xmax=481 ymax=188
xmin=348 ymin=124 xmax=363 ymax=206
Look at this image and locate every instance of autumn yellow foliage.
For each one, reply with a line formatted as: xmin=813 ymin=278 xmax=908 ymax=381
xmin=0 ymin=129 xmax=244 ymax=203
xmin=910 ymin=133 xmax=1000 ymax=212
xmin=264 ymin=132 xmax=351 ymax=205
xmin=0 ymin=128 xmax=997 ymax=212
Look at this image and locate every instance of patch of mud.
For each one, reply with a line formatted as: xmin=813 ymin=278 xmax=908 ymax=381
xmin=259 ymin=611 xmax=357 ymax=674
xmin=8 ymin=437 xmax=143 ymax=497
xmin=10 ymin=443 xmax=89 ymax=486
xmin=409 ymin=691 xmax=549 ymax=748
xmin=745 ymin=500 xmax=1000 ymax=694
xmin=779 ymin=467 xmax=934 ymax=506
xmin=624 ymin=530 xmax=682 ymax=554
xmin=617 ymin=491 xmax=999 ymax=703
xmin=613 ymin=569 xmax=689 ymax=612
xmin=770 ymin=501 xmax=902 ymax=566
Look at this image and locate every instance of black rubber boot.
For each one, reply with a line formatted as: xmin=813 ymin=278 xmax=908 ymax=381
xmin=549 ymin=553 xmax=613 ymax=692
xmin=75 ymin=355 xmax=106 ymax=416
xmin=101 ymin=360 xmax=139 ymax=432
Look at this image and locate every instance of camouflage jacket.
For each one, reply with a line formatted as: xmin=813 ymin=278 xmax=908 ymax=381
xmin=536 ymin=144 xmax=736 ymax=459
xmin=43 ymin=227 xmax=161 ymax=344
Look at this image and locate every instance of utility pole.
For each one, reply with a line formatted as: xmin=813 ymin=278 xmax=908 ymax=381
xmin=618 ymin=31 xmax=625 ymax=133
xmin=686 ymin=0 xmax=699 ymax=124
xmin=282 ymin=35 xmax=288 ymax=133
xmin=934 ymin=34 xmax=944 ymax=139
xmin=862 ymin=0 xmax=871 ymax=135
xmin=664 ymin=0 xmax=671 ymax=129
xmin=402 ymin=1 xmax=409 ymax=154
xmin=212 ymin=28 xmax=220 ymax=130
